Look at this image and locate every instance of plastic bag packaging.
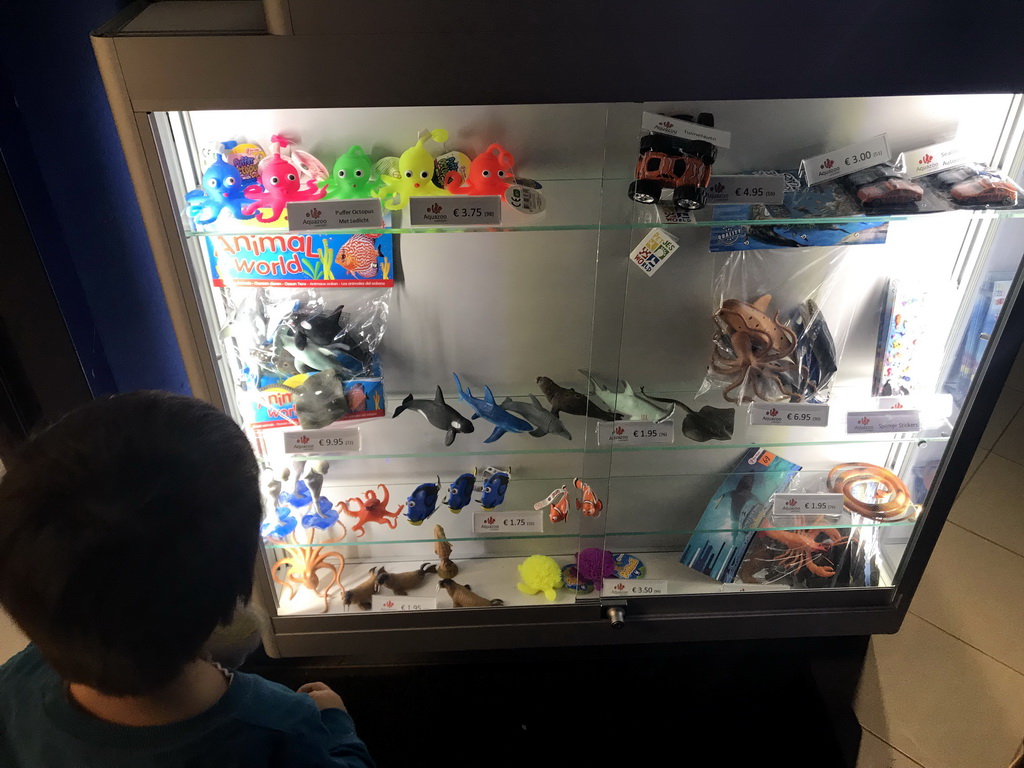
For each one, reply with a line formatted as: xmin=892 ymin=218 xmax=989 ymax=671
xmin=922 ymin=163 xmax=1023 ymax=210
xmin=698 ymin=249 xmax=851 ymax=404
xmin=219 ymin=286 xmax=390 ymax=430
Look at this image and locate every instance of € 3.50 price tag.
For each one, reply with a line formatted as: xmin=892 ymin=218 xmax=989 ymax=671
xmin=409 ymin=195 xmax=502 ymax=226
xmin=601 ymin=579 xmax=668 ymax=597
xmin=283 ymin=427 xmax=360 ymax=454
xmin=474 ymin=510 xmax=543 ymax=534
xmin=773 ymin=493 xmax=844 ymax=516
xmin=750 ymin=403 xmax=829 ymax=427
xmin=598 ymin=420 xmax=675 ymax=445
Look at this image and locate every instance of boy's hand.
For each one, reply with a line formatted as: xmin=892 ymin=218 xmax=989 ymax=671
xmin=297 ymin=681 xmax=347 ymax=712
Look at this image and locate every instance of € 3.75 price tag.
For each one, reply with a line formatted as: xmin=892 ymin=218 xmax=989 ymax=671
xmin=847 ymin=410 xmax=921 ymax=434
xmin=706 ymin=174 xmax=786 ymax=205
xmin=773 ymin=493 xmax=844 ymax=516
xmin=474 ymin=510 xmax=543 ymax=534
xmin=409 ymin=195 xmax=502 ymax=226
xmin=601 ymin=579 xmax=668 ymax=597
xmin=598 ymin=420 xmax=675 ymax=445
xmin=750 ymin=403 xmax=829 ymax=427
xmin=802 ymin=135 xmax=890 ymax=185
xmin=283 ymin=427 xmax=360 ymax=454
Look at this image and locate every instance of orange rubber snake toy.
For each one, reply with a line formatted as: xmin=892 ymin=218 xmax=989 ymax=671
xmin=827 ymin=463 xmax=915 ymax=521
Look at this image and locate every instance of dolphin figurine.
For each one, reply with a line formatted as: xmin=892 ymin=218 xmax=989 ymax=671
xmin=452 ymin=373 xmax=533 ymax=443
xmin=275 ymin=325 xmax=363 ymax=376
xmin=392 ymin=386 xmax=474 ymax=446
xmin=498 ymin=395 xmax=572 ymax=440
xmin=579 ymin=371 xmax=673 ymax=423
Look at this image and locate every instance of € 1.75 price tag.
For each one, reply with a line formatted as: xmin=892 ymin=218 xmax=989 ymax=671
xmin=802 ymin=135 xmax=890 ymax=185
xmin=706 ymin=174 xmax=786 ymax=205
xmin=409 ymin=195 xmax=501 ymax=226
xmin=773 ymin=493 xmax=844 ymax=516
xmin=847 ymin=410 xmax=921 ymax=434
xmin=474 ymin=510 xmax=543 ymax=534
xmin=597 ymin=420 xmax=675 ymax=445
xmin=601 ymin=579 xmax=668 ymax=597
xmin=372 ymin=595 xmax=436 ymax=611
xmin=283 ymin=427 xmax=360 ymax=454
xmin=750 ymin=403 xmax=829 ymax=427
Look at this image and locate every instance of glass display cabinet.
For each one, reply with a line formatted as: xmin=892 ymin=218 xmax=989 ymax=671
xmin=93 ymin=1 xmax=1024 ymax=657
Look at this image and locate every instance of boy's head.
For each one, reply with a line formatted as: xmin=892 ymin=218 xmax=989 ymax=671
xmin=0 ymin=391 xmax=261 ymax=695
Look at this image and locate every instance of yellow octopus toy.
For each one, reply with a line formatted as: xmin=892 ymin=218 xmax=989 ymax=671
xmin=374 ymin=128 xmax=450 ymax=210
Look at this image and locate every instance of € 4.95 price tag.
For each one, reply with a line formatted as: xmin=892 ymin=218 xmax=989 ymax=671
xmin=802 ymin=135 xmax=890 ymax=185
xmin=409 ymin=195 xmax=502 ymax=226
xmin=773 ymin=493 xmax=844 ymax=516
xmin=598 ymin=420 xmax=675 ymax=445
xmin=474 ymin=510 xmax=543 ymax=534
xmin=750 ymin=403 xmax=829 ymax=427
xmin=601 ymin=579 xmax=668 ymax=597
xmin=706 ymin=174 xmax=786 ymax=205
xmin=847 ymin=410 xmax=921 ymax=434
xmin=283 ymin=427 xmax=360 ymax=454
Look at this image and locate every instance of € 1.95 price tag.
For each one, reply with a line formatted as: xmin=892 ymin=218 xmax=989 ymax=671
xmin=372 ymin=595 xmax=436 ymax=611
xmin=706 ymin=174 xmax=786 ymax=205
xmin=750 ymin=403 xmax=829 ymax=427
xmin=847 ymin=410 xmax=921 ymax=434
xmin=773 ymin=493 xmax=844 ymax=516
xmin=474 ymin=510 xmax=543 ymax=534
xmin=283 ymin=427 xmax=360 ymax=454
xmin=802 ymin=135 xmax=890 ymax=185
xmin=409 ymin=195 xmax=501 ymax=226
xmin=598 ymin=420 xmax=675 ymax=445
xmin=601 ymin=579 xmax=668 ymax=597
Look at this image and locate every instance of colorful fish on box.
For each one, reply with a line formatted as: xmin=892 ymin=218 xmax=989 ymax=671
xmin=336 ymin=233 xmax=382 ymax=279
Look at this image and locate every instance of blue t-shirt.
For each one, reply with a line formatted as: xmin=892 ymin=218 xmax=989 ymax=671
xmin=0 ymin=645 xmax=375 ymax=768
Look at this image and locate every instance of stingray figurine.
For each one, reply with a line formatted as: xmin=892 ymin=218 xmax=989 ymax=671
xmin=392 ymin=386 xmax=475 ymax=446
xmin=498 ymin=395 xmax=571 ymax=440
xmin=452 ymin=374 xmax=533 ymax=443
xmin=536 ymin=376 xmax=623 ymax=421
xmin=638 ymin=388 xmax=734 ymax=442
xmin=579 ymin=371 xmax=673 ymax=423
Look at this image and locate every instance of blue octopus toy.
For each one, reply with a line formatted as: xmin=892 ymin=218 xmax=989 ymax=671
xmin=185 ymin=144 xmax=258 ymax=225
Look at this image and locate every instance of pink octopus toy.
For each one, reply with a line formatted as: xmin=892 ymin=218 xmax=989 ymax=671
xmin=444 ymin=143 xmax=515 ymax=196
xmin=242 ymin=136 xmax=327 ymax=223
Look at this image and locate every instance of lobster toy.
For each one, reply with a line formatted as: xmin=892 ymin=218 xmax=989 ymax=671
xmin=242 ymin=136 xmax=327 ymax=223
xmin=374 ymin=128 xmax=450 ymax=210
xmin=444 ymin=143 xmax=515 ymax=196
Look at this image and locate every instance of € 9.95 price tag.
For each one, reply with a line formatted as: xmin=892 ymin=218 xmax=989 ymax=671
xmin=773 ymin=493 xmax=844 ymax=516
xmin=802 ymin=135 xmax=890 ymax=185
xmin=474 ymin=510 xmax=543 ymax=534
xmin=597 ymin=420 xmax=675 ymax=445
xmin=847 ymin=410 xmax=921 ymax=434
xmin=283 ymin=427 xmax=360 ymax=454
xmin=601 ymin=579 xmax=668 ymax=597
xmin=750 ymin=403 xmax=829 ymax=427
xmin=409 ymin=195 xmax=502 ymax=226
xmin=706 ymin=174 xmax=787 ymax=205
xmin=372 ymin=595 xmax=436 ymax=611
xmin=628 ymin=228 xmax=679 ymax=277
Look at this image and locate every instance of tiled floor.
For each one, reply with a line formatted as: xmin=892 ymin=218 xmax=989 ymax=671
xmin=1 ymin=356 xmax=1023 ymax=767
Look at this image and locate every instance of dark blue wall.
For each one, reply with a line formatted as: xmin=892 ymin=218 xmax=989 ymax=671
xmin=0 ymin=2 xmax=189 ymax=397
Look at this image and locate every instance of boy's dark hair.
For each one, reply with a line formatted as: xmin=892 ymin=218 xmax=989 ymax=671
xmin=0 ymin=391 xmax=261 ymax=696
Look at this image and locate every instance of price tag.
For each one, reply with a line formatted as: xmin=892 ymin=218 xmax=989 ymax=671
xmin=749 ymin=403 xmax=829 ymax=427
xmin=409 ymin=195 xmax=501 ymax=226
xmin=601 ymin=580 xmax=668 ymax=597
xmin=801 ymin=135 xmax=890 ymax=185
xmin=898 ymin=140 xmax=967 ymax=179
xmin=706 ymin=174 xmax=787 ymax=205
xmin=372 ymin=595 xmax=437 ymax=611
xmin=283 ymin=427 xmax=360 ymax=454
xmin=628 ymin=228 xmax=679 ymax=277
xmin=286 ymin=199 xmax=383 ymax=229
xmin=847 ymin=410 xmax=921 ymax=434
xmin=474 ymin=511 xmax=543 ymax=533
xmin=597 ymin=420 xmax=675 ymax=445
xmin=642 ymin=112 xmax=732 ymax=148
xmin=773 ymin=493 xmax=844 ymax=516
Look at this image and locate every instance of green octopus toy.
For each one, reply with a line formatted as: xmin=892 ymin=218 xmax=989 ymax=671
xmin=321 ymin=145 xmax=380 ymax=200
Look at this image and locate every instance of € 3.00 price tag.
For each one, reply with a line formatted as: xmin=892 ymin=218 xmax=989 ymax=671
xmin=409 ymin=195 xmax=501 ymax=226
xmin=598 ymin=420 xmax=675 ymax=445
xmin=750 ymin=403 xmax=829 ymax=427
xmin=283 ymin=427 xmax=360 ymax=454
xmin=773 ymin=493 xmax=844 ymax=516
xmin=847 ymin=410 xmax=921 ymax=434
xmin=802 ymin=135 xmax=890 ymax=185
xmin=706 ymin=174 xmax=786 ymax=205
xmin=601 ymin=579 xmax=668 ymax=597
xmin=372 ymin=595 xmax=436 ymax=611
xmin=474 ymin=510 xmax=543 ymax=534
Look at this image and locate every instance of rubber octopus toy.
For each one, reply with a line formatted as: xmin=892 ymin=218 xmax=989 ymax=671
xmin=242 ymin=136 xmax=327 ymax=223
xmin=322 ymin=145 xmax=380 ymax=200
xmin=444 ymin=143 xmax=515 ymax=196
xmin=374 ymin=128 xmax=450 ymax=210
xmin=185 ymin=148 xmax=257 ymax=225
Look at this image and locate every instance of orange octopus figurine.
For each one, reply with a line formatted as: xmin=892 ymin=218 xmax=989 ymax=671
xmin=444 ymin=143 xmax=515 ymax=196
xmin=335 ymin=485 xmax=404 ymax=537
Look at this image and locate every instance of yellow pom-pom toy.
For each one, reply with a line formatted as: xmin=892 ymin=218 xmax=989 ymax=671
xmin=516 ymin=555 xmax=563 ymax=601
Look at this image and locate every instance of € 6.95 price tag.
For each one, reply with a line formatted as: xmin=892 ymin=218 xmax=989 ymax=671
xmin=773 ymin=493 xmax=844 ymax=516
xmin=283 ymin=427 xmax=360 ymax=454
xmin=597 ymin=420 xmax=675 ymax=445
xmin=372 ymin=595 xmax=437 ymax=611
xmin=802 ymin=135 xmax=890 ymax=185
xmin=474 ymin=510 xmax=543 ymax=534
xmin=409 ymin=195 xmax=502 ymax=226
xmin=601 ymin=579 xmax=668 ymax=597
xmin=706 ymin=174 xmax=786 ymax=205
xmin=750 ymin=403 xmax=829 ymax=427
xmin=847 ymin=410 xmax=921 ymax=434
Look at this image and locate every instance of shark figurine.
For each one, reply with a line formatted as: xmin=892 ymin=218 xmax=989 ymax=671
xmin=452 ymin=373 xmax=533 ymax=443
xmin=392 ymin=386 xmax=474 ymax=446
xmin=579 ymin=370 xmax=673 ymax=423
xmin=499 ymin=395 xmax=571 ymax=440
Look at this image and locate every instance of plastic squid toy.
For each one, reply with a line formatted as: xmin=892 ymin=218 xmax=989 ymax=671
xmin=242 ymin=136 xmax=327 ymax=223
xmin=321 ymin=145 xmax=379 ymax=200
xmin=444 ymin=143 xmax=515 ymax=196
xmin=185 ymin=142 xmax=257 ymax=225
xmin=374 ymin=128 xmax=450 ymax=210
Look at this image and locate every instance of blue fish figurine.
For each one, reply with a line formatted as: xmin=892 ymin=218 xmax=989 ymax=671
xmin=406 ymin=477 xmax=441 ymax=526
xmin=452 ymin=373 xmax=533 ymax=443
xmin=479 ymin=471 xmax=510 ymax=510
xmin=445 ymin=472 xmax=476 ymax=513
